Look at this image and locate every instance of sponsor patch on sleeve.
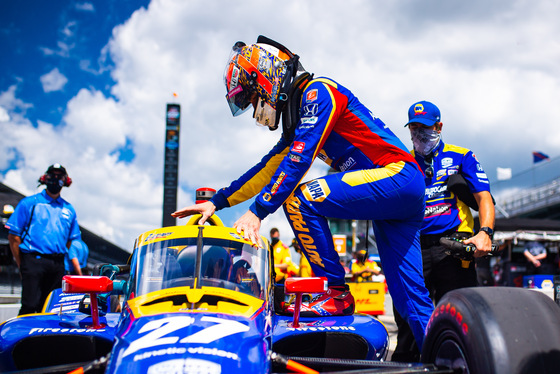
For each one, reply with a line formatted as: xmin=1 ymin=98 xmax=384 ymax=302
xmin=476 ymin=172 xmax=488 ymax=179
xmin=292 ymin=141 xmax=305 ymax=153
xmin=289 ymin=154 xmax=302 ymax=162
xmin=271 ymin=172 xmax=287 ymax=195
xmin=306 ymin=89 xmax=318 ymax=102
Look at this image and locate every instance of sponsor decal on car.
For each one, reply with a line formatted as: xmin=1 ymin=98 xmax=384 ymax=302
xmin=286 ymin=325 xmax=357 ymax=332
xmin=145 ymin=232 xmax=173 ymax=242
xmin=123 ymin=316 xmax=249 ymax=358
xmin=229 ymin=232 xmax=243 ymax=240
xmin=29 ymin=327 xmax=106 ymax=334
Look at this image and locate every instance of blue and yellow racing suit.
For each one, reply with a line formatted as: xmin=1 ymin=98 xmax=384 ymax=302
xmin=211 ymin=77 xmax=433 ymax=347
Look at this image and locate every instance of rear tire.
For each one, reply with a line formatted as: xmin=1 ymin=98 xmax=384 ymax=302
xmin=421 ymin=287 xmax=560 ymax=374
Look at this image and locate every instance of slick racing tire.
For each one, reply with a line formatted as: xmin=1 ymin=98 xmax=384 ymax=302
xmin=421 ymin=287 xmax=560 ymax=374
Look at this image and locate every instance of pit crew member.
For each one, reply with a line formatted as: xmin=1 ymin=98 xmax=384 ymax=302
xmin=392 ymin=100 xmax=495 ymax=362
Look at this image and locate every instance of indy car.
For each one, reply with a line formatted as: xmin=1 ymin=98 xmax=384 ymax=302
xmin=1 ymin=215 xmax=559 ymax=374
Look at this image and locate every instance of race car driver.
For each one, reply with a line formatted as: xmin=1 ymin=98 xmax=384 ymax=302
xmin=172 ymin=36 xmax=434 ymax=349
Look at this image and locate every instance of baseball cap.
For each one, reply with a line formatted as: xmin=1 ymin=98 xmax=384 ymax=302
xmin=405 ymin=100 xmax=441 ymax=127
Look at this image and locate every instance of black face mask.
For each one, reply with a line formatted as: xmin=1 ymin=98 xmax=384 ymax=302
xmin=46 ymin=179 xmax=63 ymax=195
xmin=271 ymin=237 xmax=280 ymax=247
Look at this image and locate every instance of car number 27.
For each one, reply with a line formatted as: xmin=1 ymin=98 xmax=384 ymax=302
xmin=123 ymin=316 xmax=250 ymax=357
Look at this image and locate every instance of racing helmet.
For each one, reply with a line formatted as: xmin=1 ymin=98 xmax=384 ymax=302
xmin=224 ymin=36 xmax=300 ymax=129
xmin=177 ymin=245 xmax=231 ymax=280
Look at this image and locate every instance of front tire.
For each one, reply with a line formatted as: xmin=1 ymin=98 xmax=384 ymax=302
xmin=421 ymin=287 xmax=560 ymax=374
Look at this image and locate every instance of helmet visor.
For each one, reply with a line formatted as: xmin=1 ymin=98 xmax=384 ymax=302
xmin=225 ymin=85 xmax=253 ymax=117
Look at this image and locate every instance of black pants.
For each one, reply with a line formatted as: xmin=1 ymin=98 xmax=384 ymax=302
xmin=19 ymin=252 xmax=65 ymax=315
xmin=392 ymin=232 xmax=477 ymax=362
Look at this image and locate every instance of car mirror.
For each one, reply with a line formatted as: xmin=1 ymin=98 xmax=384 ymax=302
xmin=284 ymin=277 xmax=328 ymax=327
xmin=62 ymin=276 xmax=113 ymax=329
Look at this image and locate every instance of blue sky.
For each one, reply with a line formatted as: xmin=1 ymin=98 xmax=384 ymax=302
xmin=1 ymin=0 xmax=560 ymax=249
xmin=1 ymin=1 xmax=149 ymax=126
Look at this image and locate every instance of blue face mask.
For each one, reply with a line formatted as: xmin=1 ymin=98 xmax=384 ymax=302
xmin=411 ymin=127 xmax=441 ymax=156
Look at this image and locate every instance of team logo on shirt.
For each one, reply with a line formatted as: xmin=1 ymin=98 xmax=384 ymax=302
xmin=425 ymin=203 xmax=451 ymax=218
xmin=302 ymin=179 xmax=330 ymax=202
xmin=306 ymin=89 xmax=318 ymax=102
xmin=441 ymin=157 xmax=453 ymax=168
xmin=425 ymin=184 xmax=447 ymax=200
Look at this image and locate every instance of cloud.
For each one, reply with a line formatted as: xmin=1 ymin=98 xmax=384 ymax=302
xmin=76 ymin=2 xmax=95 ymax=12
xmin=3 ymin=0 xmax=560 ymax=249
xmin=0 ymin=106 xmax=10 ymax=122
xmin=40 ymin=68 xmax=69 ymax=92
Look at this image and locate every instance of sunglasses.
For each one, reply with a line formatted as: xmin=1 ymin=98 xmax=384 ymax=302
xmin=424 ymin=155 xmax=434 ymax=179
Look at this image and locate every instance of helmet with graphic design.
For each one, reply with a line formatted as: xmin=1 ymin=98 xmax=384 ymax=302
xmin=224 ymin=36 xmax=302 ymax=130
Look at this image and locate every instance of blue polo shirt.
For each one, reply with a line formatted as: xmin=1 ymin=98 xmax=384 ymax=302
xmin=65 ymin=239 xmax=89 ymax=272
xmin=413 ymin=140 xmax=491 ymax=235
xmin=5 ymin=189 xmax=81 ymax=255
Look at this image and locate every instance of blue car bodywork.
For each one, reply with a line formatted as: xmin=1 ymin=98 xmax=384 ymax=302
xmin=0 ymin=220 xmax=389 ymax=373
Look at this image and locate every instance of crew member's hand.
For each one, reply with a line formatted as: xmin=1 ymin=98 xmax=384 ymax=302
xmin=233 ymin=210 xmax=262 ymax=248
xmin=172 ymin=201 xmax=216 ymax=225
xmin=464 ymin=231 xmax=493 ymax=258
xmin=532 ymin=259 xmax=542 ymax=267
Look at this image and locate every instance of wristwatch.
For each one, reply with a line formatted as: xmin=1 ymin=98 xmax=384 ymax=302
xmin=479 ymin=227 xmax=494 ymax=239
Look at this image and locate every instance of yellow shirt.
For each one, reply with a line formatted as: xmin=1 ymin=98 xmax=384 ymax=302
xmin=298 ymin=253 xmax=313 ymax=277
xmin=273 ymin=240 xmax=298 ymax=282
xmin=351 ymin=260 xmax=381 ymax=282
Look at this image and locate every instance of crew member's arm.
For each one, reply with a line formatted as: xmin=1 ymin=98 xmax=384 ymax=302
xmin=8 ymin=234 xmax=22 ymax=268
xmin=464 ymin=190 xmax=495 ymax=257
xmin=524 ymin=250 xmax=544 ymax=267
xmin=71 ymin=257 xmax=83 ymax=275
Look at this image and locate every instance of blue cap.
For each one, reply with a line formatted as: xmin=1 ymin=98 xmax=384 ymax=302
xmin=405 ymin=100 xmax=441 ymax=127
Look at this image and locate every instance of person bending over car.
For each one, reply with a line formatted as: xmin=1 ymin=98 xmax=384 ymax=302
xmin=172 ymin=36 xmax=434 ymax=349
